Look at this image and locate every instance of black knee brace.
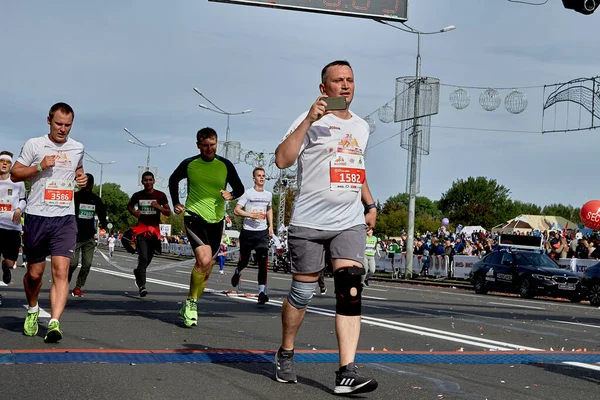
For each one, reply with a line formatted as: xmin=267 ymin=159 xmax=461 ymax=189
xmin=333 ymin=266 xmax=364 ymax=316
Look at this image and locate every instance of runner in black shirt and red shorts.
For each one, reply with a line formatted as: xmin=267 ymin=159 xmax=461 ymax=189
xmin=127 ymin=171 xmax=171 ymax=297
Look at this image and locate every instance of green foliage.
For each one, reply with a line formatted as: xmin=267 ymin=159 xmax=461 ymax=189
xmin=375 ymin=193 xmax=441 ymax=237
xmin=510 ymin=200 xmax=542 ymax=217
xmin=438 ymin=177 xmax=513 ymax=228
xmin=164 ymin=212 xmax=184 ymax=236
xmin=374 ymin=176 xmax=582 ymax=236
xmin=227 ymin=199 xmax=244 ymax=231
xmin=92 ymin=183 xmax=137 ymax=233
xmin=271 ymin=188 xmax=295 ymax=228
xmin=541 ymin=203 xmax=581 ymax=224
xmin=381 ymin=193 xmax=440 ymax=218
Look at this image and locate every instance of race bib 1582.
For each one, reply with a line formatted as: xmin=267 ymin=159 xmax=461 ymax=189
xmin=330 ymin=153 xmax=365 ymax=191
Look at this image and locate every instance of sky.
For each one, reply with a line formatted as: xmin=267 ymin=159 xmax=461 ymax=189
xmin=2 ymin=0 xmax=600 ymax=215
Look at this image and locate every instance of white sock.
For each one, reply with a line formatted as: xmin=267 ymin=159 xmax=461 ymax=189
xmin=258 ymin=284 xmax=265 ymax=293
xmin=49 ymin=318 xmax=58 ymax=324
xmin=28 ymin=304 xmax=39 ymax=313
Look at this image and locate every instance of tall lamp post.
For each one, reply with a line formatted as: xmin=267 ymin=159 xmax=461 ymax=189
xmin=193 ymin=88 xmax=252 ymax=160
xmin=123 ymin=127 xmax=167 ymax=169
xmin=378 ymin=21 xmax=455 ymax=278
xmin=85 ymin=152 xmax=115 ymax=240
xmin=85 ymin=152 xmax=115 ymax=199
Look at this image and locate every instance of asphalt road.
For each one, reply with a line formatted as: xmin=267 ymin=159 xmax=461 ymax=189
xmin=1 ymin=248 xmax=599 ymax=400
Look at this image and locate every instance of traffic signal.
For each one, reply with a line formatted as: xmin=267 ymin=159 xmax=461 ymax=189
xmin=563 ymin=0 xmax=599 ymax=14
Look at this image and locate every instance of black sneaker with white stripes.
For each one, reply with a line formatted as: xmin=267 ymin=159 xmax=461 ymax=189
xmin=334 ymin=362 xmax=378 ymax=395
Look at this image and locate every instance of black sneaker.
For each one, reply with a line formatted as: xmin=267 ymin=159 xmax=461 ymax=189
xmin=334 ymin=363 xmax=378 ymax=395
xmin=258 ymin=292 xmax=269 ymax=304
xmin=139 ymin=286 xmax=148 ymax=297
xmin=231 ymin=270 xmax=241 ymax=288
xmin=133 ymin=269 xmax=141 ymax=288
xmin=2 ymin=265 xmax=11 ymax=284
xmin=320 ymin=287 xmax=327 ymax=295
xmin=364 ymin=279 xmax=369 ymax=287
xmin=275 ymin=348 xmax=297 ymax=383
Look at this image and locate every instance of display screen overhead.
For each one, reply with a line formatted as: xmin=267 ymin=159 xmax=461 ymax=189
xmin=209 ymin=0 xmax=408 ymax=22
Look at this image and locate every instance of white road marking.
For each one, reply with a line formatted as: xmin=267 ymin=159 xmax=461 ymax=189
xmin=364 ymin=304 xmax=435 ymax=317
xmin=90 ymin=266 xmax=600 ymax=372
xmin=487 ymin=302 xmax=546 ymax=310
xmin=363 ymin=287 xmax=388 ymax=292
xmin=563 ymin=362 xmax=600 ymax=371
xmin=362 ymin=295 xmax=388 ymax=300
xmin=548 ymin=320 xmax=600 ymax=329
xmin=269 ymin=276 xmax=293 ymax=281
xmin=22 ymin=305 xmax=51 ymax=318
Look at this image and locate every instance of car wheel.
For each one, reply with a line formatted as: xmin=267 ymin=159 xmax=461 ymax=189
xmin=519 ymin=278 xmax=534 ymax=299
xmin=473 ymin=275 xmax=487 ymax=294
xmin=589 ymin=283 xmax=600 ymax=307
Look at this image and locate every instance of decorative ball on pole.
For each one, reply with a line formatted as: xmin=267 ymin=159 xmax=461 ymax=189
xmin=479 ymin=88 xmax=502 ymax=111
xmin=364 ymin=116 xmax=377 ymax=134
xmin=504 ymin=90 xmax=528 ymax=114
xmin=377 ymin=104 xmax=394 ymax=123
xmin=449 ymin=88 xmax=470 ymax=110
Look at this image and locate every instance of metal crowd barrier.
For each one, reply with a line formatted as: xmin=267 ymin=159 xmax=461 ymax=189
xmin=375 ymin=254 xmax=450 ymax=279
xmin=98 ymin=238 xmax=201 ymax=257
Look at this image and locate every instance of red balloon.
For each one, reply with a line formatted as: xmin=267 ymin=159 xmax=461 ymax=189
xmin=580 ymin=200 xmax=600 ymax=230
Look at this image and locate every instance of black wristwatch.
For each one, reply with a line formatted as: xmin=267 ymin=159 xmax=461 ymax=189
xmin=364 ymin=203 xmax=377 ymax=214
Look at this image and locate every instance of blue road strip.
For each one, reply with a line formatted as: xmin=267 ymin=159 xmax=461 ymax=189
xmin=1 ymin=350 xmax=599 ymax=365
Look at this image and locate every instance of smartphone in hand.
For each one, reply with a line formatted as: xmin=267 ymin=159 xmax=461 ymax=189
xmin=322 ymin=96 xmax=347 ymax=111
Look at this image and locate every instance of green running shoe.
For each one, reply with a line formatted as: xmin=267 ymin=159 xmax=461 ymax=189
xmin=44 ymin=320 xmax=63 ymax=343
xmin=23 ymin=309 xmax=40 ymax=337
xmin=179 ymin=298 xmax=198 ymax=327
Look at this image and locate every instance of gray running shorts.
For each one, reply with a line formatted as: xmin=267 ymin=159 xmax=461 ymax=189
xmin=287 ymin=224 xmax=366 ymax=275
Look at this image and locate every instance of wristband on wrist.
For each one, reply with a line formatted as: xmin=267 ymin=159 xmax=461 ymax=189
xmin=37 ymin=163 xmax=43 ymax=172
xmin=364 ymin=203 xmax=377 ymax=214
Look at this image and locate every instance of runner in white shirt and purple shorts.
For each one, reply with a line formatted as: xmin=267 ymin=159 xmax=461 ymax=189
xmin=11 ymin=102 xmax=87 ymax=343
xmin=273 ymin=60 xmax=378 ymax=395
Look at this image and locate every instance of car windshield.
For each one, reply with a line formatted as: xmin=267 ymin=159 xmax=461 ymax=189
xmin=515 ymin=252 xmax=561 ymax=268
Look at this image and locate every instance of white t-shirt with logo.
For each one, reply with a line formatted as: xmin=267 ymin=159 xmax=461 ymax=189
xmin=237 ymin=187 xmax=272 ymax=231
xmin=0 ymin=178 xmax=27 ymax=231
xmin=282 ymin=111 xmax=369 ymax=231
xmin=17 ymin=135 xmax=84 ymax=217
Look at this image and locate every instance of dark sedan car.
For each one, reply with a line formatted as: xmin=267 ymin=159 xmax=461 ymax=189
xmin=580 ymin=262 xmax=600 ymax=306
xmin=470 ymin=250 xmax=582 ymax=301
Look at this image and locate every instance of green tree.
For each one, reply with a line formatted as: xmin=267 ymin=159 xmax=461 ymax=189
xmin=542 ymin=203 xmax=581 ymax=224
xmin=376 ymin=208 xmax=407 ymax=238
xmin=380 ymin=193 xmax=439 ymax=217
xmin=416 ymin=214 xmax=443 ymax=235
xmin=511 ymin=200 xmax=542 ymax=216
xmin=164 ymin=212 xmax=184 ymax=236
xmin=92 ymin=182 xmax=137 ymax=233
xmin=438 ymin=176 xmax=512 ymax=229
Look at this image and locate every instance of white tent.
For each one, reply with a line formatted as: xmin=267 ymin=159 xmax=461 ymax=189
xmin=460 ymin=225 xmax=486 ymax=236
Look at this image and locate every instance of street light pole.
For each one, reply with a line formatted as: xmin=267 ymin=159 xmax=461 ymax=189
xmin=85 ymin=152 xmax=115 ymax=240
xmin=123 ymin=127 xmax=167 ymax=172
xmin=406 ymin=31 xmax=422 ymax=279
xmin=193 ymin=88 xmax=251 ymax=160
xmin=377 ymin=21 xmax=455 ymax=279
